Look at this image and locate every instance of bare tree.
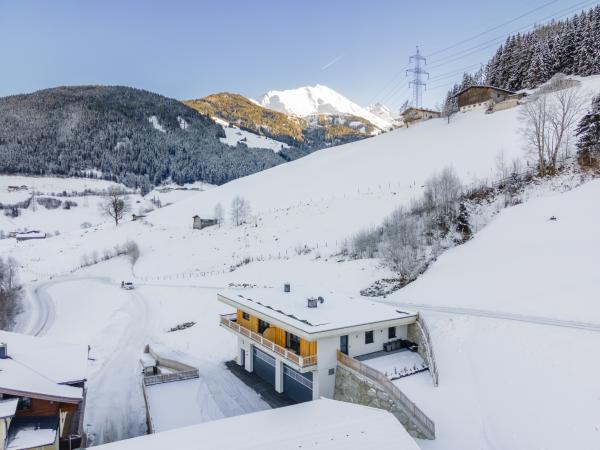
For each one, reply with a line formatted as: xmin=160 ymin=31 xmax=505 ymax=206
xmin=521 ymin=95 xmax=549 ymax=176
xmin=423 ymin=167 xmax=462 ymax=216
xmin=230 ymin=196 xmax=251 ymax=226
xmin=521 ymin=85 xmax=583 ymax=176
xmin=101 ymin=187 xmax=131 ymax=225
xmin=214 ymin=202 xmax=224 ymax=227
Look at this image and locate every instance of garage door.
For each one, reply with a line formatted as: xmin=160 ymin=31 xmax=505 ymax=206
xmin=283 ymin=365 xmax=313 ymax=403
xmin=253 ymin=347 xmax=275 ymax=386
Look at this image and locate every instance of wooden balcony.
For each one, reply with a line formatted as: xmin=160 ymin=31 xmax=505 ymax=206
xmin=219 ymin=314 xmax=317 ymax=368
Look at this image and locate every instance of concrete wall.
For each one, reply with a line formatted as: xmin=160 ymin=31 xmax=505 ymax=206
xmin=333 ymin=364 xmax=430 ymax=440
xmin=347 ymin=325 xmax=408 ymax=358
xmin=315 ymin=336 xmax=338 ymax=399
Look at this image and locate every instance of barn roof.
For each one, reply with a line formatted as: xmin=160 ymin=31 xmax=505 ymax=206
xmin=453 ymin=85 xmax=516 ymax=98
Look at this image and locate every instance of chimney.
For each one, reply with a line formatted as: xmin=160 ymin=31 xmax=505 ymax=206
xmin=0 ymin=343 xmax=7 ymax=359
xmin=284 ymin=283 xmax=291 ymax=293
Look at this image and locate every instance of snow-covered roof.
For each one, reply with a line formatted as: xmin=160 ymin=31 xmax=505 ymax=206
xmin=218 ymin=288 xmax=416 ymax=337
xmin=453 ymin=84 xmax=516 ymax=97
xmin=0 ymin=398 xmax=19 ymax=419
xmin=0 ymin=358 xmax=83 ymax=403
xmin=140 ymin=353 xmax=157 ymax=369
xmin=0 ymin=330 xmax=88 ymax=384
xmin=88 ymin=399 xmax=420 ymax=450
xmin=0 ymin=331 xmax=86 ymax=403
xmin=6 ymin=417 xmax=58 ymax=450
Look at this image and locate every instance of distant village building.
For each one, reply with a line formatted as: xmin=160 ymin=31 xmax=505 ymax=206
xmin=15 ymin=231 xmax=46 ymax=241
xmin=0 ymin=331 xmax=88 ymax=450
xmin=454 ymin=85 xmax=523 ymax=113
xmin=192 ymin=215 xmax=217 ymax=230
xmin=401 ymin=107 xmax=440 ymax=126
xmin=6 ymin=186 xmax=27 ymax=193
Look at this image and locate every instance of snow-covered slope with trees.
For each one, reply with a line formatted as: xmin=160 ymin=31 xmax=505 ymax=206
xmin=3 ymin=75 xmax=600 ymax=450
xmin=258 ymin=84 xmax=393 ymax=130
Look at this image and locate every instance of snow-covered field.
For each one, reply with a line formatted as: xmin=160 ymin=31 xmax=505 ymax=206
xmin=4 ymin=75 xmax=600 ymax=449
xmin=220 ymin=125 xmax=289 ymax=152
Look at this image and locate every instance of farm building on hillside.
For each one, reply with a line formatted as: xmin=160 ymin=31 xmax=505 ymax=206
xmin=0 ymin=331 xmax=88 ymax=450
xmin=454 ymin=85 xmax=524 ymax=112
xmin=15 ymin=231 xmax=46 ymax=242
xmin=401 ymin=107 xmax=440 ymax=126
xmin=192 ymin=215 xmax=217 ymax=230
xmin=6 ymin=186 xmax=28 ymax=193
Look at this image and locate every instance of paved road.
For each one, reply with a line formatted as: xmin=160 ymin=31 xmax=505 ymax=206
xmin=390 ymin=301 xmax=600 ymax=332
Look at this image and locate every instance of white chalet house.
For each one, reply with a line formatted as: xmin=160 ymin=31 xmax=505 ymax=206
xmin=218 ymin=286 xmax=417 ymax=403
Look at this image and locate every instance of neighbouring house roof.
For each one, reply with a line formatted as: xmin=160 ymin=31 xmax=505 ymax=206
xmin=218 ymin=288 xmax=416 ymax=338
xmin=0 ymin=331 xmax=88 ymax=385
xmin=0 ymin=398 xmax=19 ymax=419
xmin=401 ymin=107 xmax=440 ymax=115
xmin=6 ymin=416 xmax=58 ymax=450
xmin=0 ymin=331 xmax=87 ymax=404
xmin=86 ymin=398 xmax=421 ymax=450
xmin=453 ymin=84 xmax=516 ymax=98
xmin=0 ymin=358 xmax=83 ymax=403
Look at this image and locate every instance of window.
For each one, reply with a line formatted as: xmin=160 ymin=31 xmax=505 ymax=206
xmin=242 ymin=312 xmax=250 ymax=321
xmin=258 ymin=319 xmax=269 ymax=334
xmin=365 ymin=330 xmax=374 ymax=344
xmin=388 ymin=327 xmax=396 ymax=339
xmin=286 ymin=332 xmax=301 ymax=354
xmin=18 ymin=397 xmax=32 ymax=411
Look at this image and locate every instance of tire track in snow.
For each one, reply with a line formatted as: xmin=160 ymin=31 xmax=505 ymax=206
xmin=24 ymin=276 xmax=150 ymax=445
xmin=390 ymin=302 xmax=600 ymax=332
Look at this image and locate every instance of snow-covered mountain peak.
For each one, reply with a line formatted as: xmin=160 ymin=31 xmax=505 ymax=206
xmin=366 ymin=102 xmax=400 ymax=125
xmin=257 ymin=85 xmax=392 ymax=130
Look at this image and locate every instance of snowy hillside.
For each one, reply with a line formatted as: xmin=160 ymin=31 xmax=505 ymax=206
xmin=388 ymin=180 xmax=600 ymax=450
xmin=219 ymin=125 xmax=290 ymax=153
xmin=4 ymin=75 xmax=600 ymax=450
xmin=258 ymin=84 xmax=393 ymax=130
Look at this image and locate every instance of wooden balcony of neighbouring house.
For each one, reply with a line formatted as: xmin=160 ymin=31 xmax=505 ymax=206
xmin=219 ymin=313 xmax=317 ymax=370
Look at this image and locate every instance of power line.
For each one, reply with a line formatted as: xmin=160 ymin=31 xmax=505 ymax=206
xmin=426 ymin=0 xmax=562 ymax=58
xmin=426 ymin=0 xmax=599 ymax=70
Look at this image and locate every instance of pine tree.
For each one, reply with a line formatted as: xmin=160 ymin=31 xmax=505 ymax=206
xmin=576 ymin=95 xmax=600 ymax=164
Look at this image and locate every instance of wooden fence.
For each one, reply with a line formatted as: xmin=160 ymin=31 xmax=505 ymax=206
xmin=143 ymin=369 xmax=199 ymax=386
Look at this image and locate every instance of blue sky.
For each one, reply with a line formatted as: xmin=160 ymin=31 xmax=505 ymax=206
xmin=0 ymin=0 xmax=594 ymax=111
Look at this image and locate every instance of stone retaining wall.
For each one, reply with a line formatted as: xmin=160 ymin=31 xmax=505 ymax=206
xmin=333 ymin=364 xmax=430 ymax=439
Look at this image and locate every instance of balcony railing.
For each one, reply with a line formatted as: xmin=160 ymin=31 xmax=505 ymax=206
xmin=219 ymin=314 xmax=317 ymax=368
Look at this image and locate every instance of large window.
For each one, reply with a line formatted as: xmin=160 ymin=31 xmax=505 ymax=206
xmin=365 ymin=330 xmax=374 ymax=344
xmin=286 ymin=332 xmax=301 ymax=354
xmin=388 ymin=327 xmax=396 ymax=339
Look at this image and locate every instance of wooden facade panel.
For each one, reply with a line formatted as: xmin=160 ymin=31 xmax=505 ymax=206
xmin=16 ymin=398 xmax=60 ymax=417
xmin=236 ymin=309 xmax=317 ymax=357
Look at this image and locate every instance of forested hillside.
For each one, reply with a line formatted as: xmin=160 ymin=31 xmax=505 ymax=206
xmin=444 ymin=5 xmax=600 ymax=110
xmin=0 ymin=86 xmax=290 ymax=191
